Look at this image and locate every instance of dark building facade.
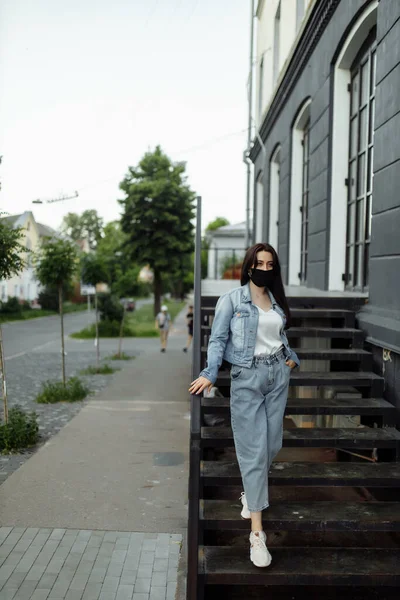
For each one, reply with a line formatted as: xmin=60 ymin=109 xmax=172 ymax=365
xmin=251 ymin=0 xmax=400 ymax=414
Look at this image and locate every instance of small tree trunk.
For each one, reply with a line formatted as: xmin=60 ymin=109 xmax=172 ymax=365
xmin=95 ymin=291 xmax=100 ymax=369
xmin=154 ymin=270 xmax=162 ymax=317
xmin=59 ymin=284 xmax=66 ymax=387
xmin=117 ymin=304 xmax=126 ymax=358
xmin=0 ymin=324 xmax=9 ymax=424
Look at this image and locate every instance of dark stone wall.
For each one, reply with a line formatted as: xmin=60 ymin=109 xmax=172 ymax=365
xmin=253 ymin=0 xmax=371 ymax=288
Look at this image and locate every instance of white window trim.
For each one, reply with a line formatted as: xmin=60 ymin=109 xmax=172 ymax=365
xmin=329 ymin=1 xmax=378 ymax=291
xmin=269 ymin=146 xmax=281 ymax=250
xmin=289 ymin=99 xmax=311 ymax=286
xmin=255 ymin=170 xmax=264 ymax=243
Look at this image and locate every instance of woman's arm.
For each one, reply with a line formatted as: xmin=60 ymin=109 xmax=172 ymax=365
xmin=198 ymin=293 xmax=233 ymax=384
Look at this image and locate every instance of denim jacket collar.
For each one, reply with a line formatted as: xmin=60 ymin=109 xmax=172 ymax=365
xmin=241 ymin=283 xmax=277 ymax=308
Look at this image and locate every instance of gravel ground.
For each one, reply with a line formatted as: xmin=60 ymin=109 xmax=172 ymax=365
xmin=0 ymin=346 xmax=136 ymax=485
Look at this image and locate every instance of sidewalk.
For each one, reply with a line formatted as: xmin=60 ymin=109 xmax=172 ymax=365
xmin=0 ymin=306 xmax=191 ymax=600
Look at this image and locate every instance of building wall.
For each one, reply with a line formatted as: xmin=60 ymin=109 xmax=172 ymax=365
xmin=1 ymin=213 xmax=42 ymax=302
xmin=255 ymin=0 xmax=311 ymax=126
xmin=252 ymin=0 xmax=400 ymax=406
xmin=253 ymin=0 xmax=376 ymax=287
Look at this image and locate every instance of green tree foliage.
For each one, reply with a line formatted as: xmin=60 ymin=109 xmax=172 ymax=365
xmin=35 ymin=239 xmax=78 ymax=385
xmin=80 ymin=253 xmax=109 ymax=287
xmin=119 ymin=146 xmax=195 ymax=314
xmin=61 ymin=210 xmax=104 ymax=250
xmin=0 ymin=216 xmax=27 ymax=423
xmin=0 ymin=218 xmax=26 ymax=280
xmin=206 ymin=217 xmax=230 ymax=232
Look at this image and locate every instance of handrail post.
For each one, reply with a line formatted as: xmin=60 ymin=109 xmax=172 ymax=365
xmin=187 ymin=196 xmax=203 ymax=600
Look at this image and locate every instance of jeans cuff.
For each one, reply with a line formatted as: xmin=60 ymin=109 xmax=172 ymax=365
xmin=248 ymin=501 xmax=269 ymax=513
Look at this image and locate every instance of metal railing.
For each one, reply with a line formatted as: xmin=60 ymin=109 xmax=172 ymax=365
xmin=187 ymin=197 xmax=202 ymax=600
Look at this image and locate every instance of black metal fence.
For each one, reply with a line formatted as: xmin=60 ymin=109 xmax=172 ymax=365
xmin=187 ymin=197 xmax=202 ymax=600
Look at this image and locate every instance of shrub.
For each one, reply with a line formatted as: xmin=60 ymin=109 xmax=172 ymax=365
xmin=38 ymin=284 xmax=74 ymax=311
xmin=0 ymin=296 xmax=22 ymax=314
xmin=0 ymin=407 xmax=39 ymax=453
xmin=36 ymin=377 xmax=90 ymax=404
xmin=108 ymin=353 xmax=134 ymax=361
xmin=97 ymin=294 xmax=124 ymax=322
xmin=80 ymin=364 xmax=118 ymax=375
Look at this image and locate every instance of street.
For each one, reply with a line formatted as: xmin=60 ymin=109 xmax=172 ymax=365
xmin=1 ymin=299 xmax=152 ymax=361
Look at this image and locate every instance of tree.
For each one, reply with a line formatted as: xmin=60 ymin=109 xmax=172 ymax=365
xmin=96 ymin=221 xmax=127 ymax=285
xmin=206 ymin=217 xmax=230 ymax=232
xmin=35 ymin=239 xmax=78 ymax=386
xmin=61 ymin=210 xmax=104 ymax=250
xmin=0 ymin=218 xmax=27 ymax=422
xmin=80 ymin=254 xmax=109 ymax=369
xmin=119 ymin=146 xmax=195 ymax=315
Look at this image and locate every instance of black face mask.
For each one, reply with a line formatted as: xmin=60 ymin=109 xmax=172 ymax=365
xmin=249 ymin=268 xmax=275 ymax=289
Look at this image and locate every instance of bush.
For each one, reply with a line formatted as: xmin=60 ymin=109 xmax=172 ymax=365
xmin=108 ymin=353 xmax=134 ymax=361
xmin=36 ymin=377 xmax=90 ymax=404
xmin=37 ymin=287 xmax=59 ymax=311
xmin=38 ymin=284 xmax=73 ymax=311
xmin=0 ymin=407 xmax=39 ymax=453
xmin=0 ymin=296 xmax=22 ymax=314
xmin=97 ymin=294 xmax=124 ymax=322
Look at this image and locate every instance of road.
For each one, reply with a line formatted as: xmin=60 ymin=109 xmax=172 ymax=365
xmin=1 ymin=299 xmax=152 ymax=360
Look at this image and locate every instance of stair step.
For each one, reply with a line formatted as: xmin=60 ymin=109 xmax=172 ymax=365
xmin=201 ymin=348 xmax=372 ymax=362
xmin=216 ymin=371 xmax=384 ymax=391
xmin=201 ymin=396 xmax=395 ymax=416
xmin=200 ymin=500 xmax=400 ymax=531
xmin=201 ymin=426 xmax=400 ymax=448
xmin=200 ymin=546 xmax=400 ymax=586
xmin=201 ymin=460 xmax=400 ymax=487
xmin=291 ymin=349 xmax=371 ymax=361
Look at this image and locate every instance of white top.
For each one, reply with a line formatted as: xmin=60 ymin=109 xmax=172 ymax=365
xmin=254 ymin=305 xmax=284 ymax=356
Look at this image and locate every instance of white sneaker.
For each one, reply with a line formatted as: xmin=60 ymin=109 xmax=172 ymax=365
xmin=250 ymin=530 xmax=272 ymax=568
xmin=240 ymin=492 xmax=251 ymax=519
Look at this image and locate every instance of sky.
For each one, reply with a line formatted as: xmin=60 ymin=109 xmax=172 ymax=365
xmin=0 ymin=0 xmax=250 ymax=233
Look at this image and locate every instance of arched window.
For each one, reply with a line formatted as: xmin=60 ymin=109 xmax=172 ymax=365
xmin=268 ymin=146 xmax=281 ymax=250
xmin=289 ymin=99 xmax=311 ymax=286
xmin=329 ymin=1 xmax=378 ymax=291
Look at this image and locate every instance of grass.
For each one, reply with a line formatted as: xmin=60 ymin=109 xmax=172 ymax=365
xmin=36 ymin=377 xmax=90 ymax=404
xmin=71 ymin=300 xmax=186 ymax=339
xmin=80 ymin=364 xmax=119 ymax=375
xmin=0 ymin=303 xmax=87 ymax=324
xmin=108 ymin=353 xmax=135 ymax=361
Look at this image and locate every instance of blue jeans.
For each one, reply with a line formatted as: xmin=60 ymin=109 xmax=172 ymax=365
xmin=230 ymin=348 xmax=291 ymax=512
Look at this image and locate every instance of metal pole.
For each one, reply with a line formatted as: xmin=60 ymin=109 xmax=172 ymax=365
xmin=187 ymin=195 xmax=202 ymax=600
xmin=245 ymin=0 xmax=255 ymax=249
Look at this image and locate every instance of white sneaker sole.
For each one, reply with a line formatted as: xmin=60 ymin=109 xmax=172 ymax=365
xmin=241 ymin=506 xmax=251 ymax=520
xmin=250 ymin=549 xmax=272 ymax=568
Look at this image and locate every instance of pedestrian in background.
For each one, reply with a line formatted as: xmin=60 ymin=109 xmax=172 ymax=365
xmin=155 ymin=304 xmax=171 ymax=353
xmin=183 ymin=304 xmax=194 ymax=353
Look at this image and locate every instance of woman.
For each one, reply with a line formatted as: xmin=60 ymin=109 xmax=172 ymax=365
xmin=155 ymin=304 xmax=171 ymax=353
xmin=189 ymin=243 xmax=299 ymax=568
xmin=183 ymin=304 xmax=194 ymax=353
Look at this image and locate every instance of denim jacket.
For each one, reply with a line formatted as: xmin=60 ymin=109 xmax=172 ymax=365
xmin=200 ymin=283 xmax=300 ymax=384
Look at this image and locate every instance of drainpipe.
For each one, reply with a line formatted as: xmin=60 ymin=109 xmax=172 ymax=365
xmin=244 ymin=0 xmax=255 ymax=249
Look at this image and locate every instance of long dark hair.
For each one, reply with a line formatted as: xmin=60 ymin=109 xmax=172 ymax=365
xmin=240 ymin=243 xmax=291 ymax=328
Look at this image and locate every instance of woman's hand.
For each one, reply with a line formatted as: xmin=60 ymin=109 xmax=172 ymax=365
xmin=189 ymin=376 xmax=213 ymax=396
xmin=285 ymin=359 xmax=296 ymax=369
